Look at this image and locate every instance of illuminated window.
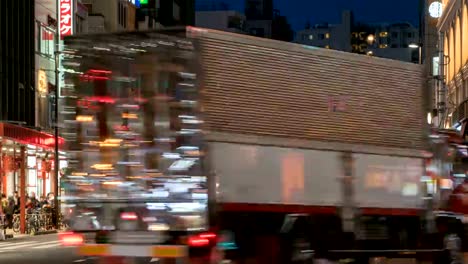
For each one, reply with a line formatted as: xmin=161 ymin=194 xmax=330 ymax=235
xmin=309 ymin=34 xmax=314 ymax=40
xmin=379 ymin=44 xmax=388 ymax=48
xmin=379 ymin=31 xmax=388 ymax=37
xmin=37 ymin=22 xmax=55 ymax=57
xmin=325 ymin=45 xmax=330 ymax=49
xmin=325 ymin=33 xmax=330 ymax=39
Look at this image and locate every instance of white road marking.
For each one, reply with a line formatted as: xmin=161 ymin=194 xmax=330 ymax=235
xmin=0 ymin=241 xmax=40 ymax=250
xmin=0 ymin=238 xmax=66 ymax=251
xmin=73 ymin=259 xmax=86 ymax=263
xmin=150 ymin=258 xmax=160 ymax=262
xmin=34 ymin=241 xmax=63 ymax=249
xmin=0 ymin=240 xmax=39 ymax=247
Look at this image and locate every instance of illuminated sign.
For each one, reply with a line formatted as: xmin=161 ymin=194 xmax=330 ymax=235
xmin=126 ymin=0 xmax=141 ymax=7
xmin=59 ymin=0 xmax=73 ymax=37
xmin=38 ymin=69 xmax=48 ymax=94
xmin=140 ymin=0 xmax=148 ymax=4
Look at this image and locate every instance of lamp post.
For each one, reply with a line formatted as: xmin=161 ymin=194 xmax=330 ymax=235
xmin=409 ymin=43 xmax=423 ymax=65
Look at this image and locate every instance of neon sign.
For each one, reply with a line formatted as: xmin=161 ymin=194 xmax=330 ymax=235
xmin=59 ymin=0 xmax=73 ymax=37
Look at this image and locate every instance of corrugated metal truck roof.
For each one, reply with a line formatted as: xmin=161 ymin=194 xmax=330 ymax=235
xmin=192 ymin=27 xmax=427 ymax=152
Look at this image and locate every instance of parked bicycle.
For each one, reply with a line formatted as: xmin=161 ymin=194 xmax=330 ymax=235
xmin=12 ymin=209 xmax=56 ymax=235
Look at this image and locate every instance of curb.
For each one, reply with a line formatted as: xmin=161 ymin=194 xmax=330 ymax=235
xmin=9 ymin=229 xmax=58 ymax=238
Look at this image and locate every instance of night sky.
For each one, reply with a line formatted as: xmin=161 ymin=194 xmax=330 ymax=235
xmin=216 ymin=0 xmax=420 ymax=31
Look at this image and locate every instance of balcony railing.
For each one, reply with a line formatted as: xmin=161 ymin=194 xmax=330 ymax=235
xmin=452 ymin=99 xmax=468 ymax=125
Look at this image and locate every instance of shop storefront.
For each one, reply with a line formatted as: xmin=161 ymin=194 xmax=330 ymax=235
xmin=0 ymin=122 xmax=66 ymax=199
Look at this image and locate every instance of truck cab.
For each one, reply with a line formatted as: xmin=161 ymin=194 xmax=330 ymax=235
xmin=58 ymin=29 xmax=219 ymax=262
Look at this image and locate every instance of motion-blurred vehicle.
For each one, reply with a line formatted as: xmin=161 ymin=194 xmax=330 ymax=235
xmin=59 ymin=27 xmax=444 ymax=263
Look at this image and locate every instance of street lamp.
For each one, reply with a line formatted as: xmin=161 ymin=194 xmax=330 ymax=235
xmin=409 ymin=43 xmax=422 ymax=65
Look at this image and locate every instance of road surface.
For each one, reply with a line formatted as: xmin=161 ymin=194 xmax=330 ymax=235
xmin=0 ymin=234 xmax=159 ymax=264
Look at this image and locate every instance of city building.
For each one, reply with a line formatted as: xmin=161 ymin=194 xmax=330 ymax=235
xmin=196 ymin=10 xmax=247 ymax=34
xmin=83 ymin=0 xmax=137 ymax=32
xmin=195 ymin=0 xmax=292 ymax=41
xmin=423 ymin=0 xmax=468 ymax=210
xmin=0 ymin=1 xmax=36 ymax=125
xmin=438 ymin=0 xmax=468 ymax=130
xmin=365 ymin=22 xmax=420 ymax=63
xmin=295 ymin=10 xmax=352 ymax=52
xmin=421 ymin=0 xmax=442 ymax=124
xmin=0 ymin=0 xmax=67 ymax=217
xmin=244 ymin=0 xmax=273 ymax=38
xmin=136 ymin=0 xmax=195 ymax=30
xmin=295 ymin=11 xmax=420 ymax=63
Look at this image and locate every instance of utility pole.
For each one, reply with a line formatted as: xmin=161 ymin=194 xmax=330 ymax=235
xmin=54 ymin=0 xmax=60 ymax=228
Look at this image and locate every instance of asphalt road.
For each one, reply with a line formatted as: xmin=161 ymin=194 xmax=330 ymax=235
xmin=0 ymin=234 xmax=160 ymax=264
xmin=0 ymin=234 xmax=430 ymax=264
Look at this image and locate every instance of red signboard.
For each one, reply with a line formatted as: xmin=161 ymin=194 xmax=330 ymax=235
xmin=59 ymin=0 xmax=73 ymax=37
xmin=0 ymin=123 xmax=65 ymax=150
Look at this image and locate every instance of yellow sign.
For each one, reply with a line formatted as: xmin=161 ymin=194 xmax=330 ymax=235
xmin=38 ymin=70 xmax=48 ymax=94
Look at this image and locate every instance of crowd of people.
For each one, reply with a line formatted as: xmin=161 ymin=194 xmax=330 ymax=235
xmin=0 ymin=192 xmax=55 ymax=229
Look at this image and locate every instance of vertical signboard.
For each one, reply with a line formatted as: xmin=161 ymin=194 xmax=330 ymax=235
xmin=58 ymin=0 xmax=74 ymax=98
xmin=59 ymin=0 xmax=73 ymax=38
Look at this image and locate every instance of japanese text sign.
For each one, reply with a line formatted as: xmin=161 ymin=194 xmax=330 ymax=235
xmin=59 ymin=0 xmax=73 ymax=37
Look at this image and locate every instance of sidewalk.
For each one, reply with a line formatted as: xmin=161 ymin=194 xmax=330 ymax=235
xmin=4 ymin=228 xmax=58 ymax=239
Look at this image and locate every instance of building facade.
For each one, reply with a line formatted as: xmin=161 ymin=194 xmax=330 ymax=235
xmin=365 ymin=22 xmax=420 ymax=63
xmin=136 ymin=0 xmax=195 ymax=30
xmin=244 ymin=0 xmax=273 ymax=38
xmin=438 ymin=0 xmax=468 ymax=129
xmin=0 ymin=0 xmax=69 ymax=211
xmin=0 ymin=0 xmax=36 ymax=125
xmin=295 ymin=11 xmax=352 ymax=52
xmin=295 ymin=11 xmax=420 ymax=63
xmin=196 ymin=10 xmax=247 ymax=34
xmin=83 ymin=0 xmax=137 ymax=32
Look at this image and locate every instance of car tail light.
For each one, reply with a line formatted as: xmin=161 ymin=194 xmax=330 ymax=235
xmin=120 ymin=212 xmax=138 ymax=221
xmin=59 ymin=232 xmax=84 ymax=246
xmin=188 ymin=232 xmax=217 ymax=247
xmin=199 ymin=232 xmax=216 ymax=239
xmin=188 ymin=236 xmax=210 ymax=247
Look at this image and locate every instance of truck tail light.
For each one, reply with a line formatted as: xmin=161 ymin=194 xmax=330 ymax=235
xmin=188 ymin=232 xmax=217 ymax=247
xmin=59 ymin=232 xmax=84 ymax=246
xmin=120 ymin=212 xmax=138 ymax=221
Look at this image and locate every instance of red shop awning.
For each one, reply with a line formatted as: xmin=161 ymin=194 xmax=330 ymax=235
xmin=0 ymin=122 xmax=65 ymax=149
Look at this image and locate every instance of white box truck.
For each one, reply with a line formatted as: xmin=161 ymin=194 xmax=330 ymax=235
xmin=59 ymin=27 xmax=428 ymax=263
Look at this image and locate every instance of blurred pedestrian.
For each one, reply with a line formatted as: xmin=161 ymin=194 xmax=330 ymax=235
xmin=1 ymin=194 xmax=7 ymax=212
xmin=13 ymin=191 xmax=20 ymax=213
xmin=5 ymin=196 xmax=15 ymax=229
